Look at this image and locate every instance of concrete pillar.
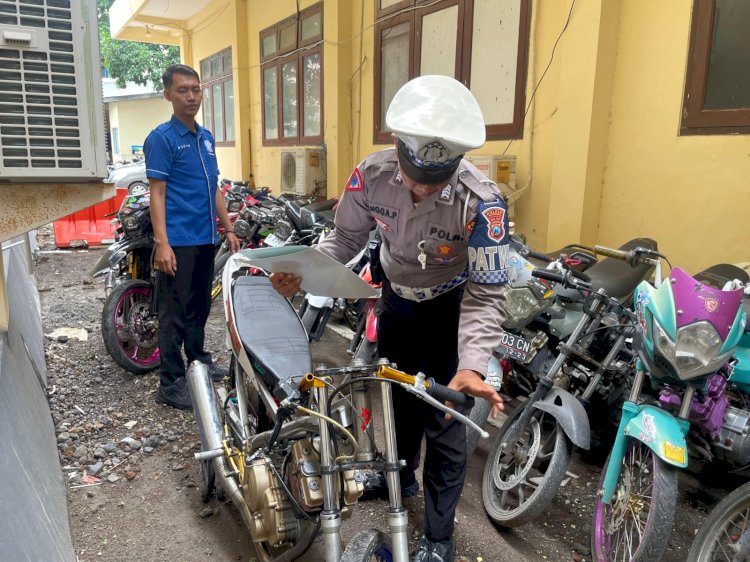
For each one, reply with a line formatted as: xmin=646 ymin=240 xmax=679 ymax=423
xmin=545 ymin=0 xmax=620 ymax=247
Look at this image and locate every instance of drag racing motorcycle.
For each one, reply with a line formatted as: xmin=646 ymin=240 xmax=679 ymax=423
xmin=185 ymin=251 xmax=487 ymax=561
xmin=90 ymin=192 xmax=160 ymax=374
xmin=591 ymin=251 xmax=749 ymax=562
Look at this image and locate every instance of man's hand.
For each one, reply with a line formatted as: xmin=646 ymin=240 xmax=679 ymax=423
xmin=445 ymin=369 xmax=504 ymax=420
xmin=226 ymin=232 xmax=241 ymax=253
xmin=155 ymin=241 xmax=177 ymax=276
xmin=269 ymin=272 xmax=302 ymax=298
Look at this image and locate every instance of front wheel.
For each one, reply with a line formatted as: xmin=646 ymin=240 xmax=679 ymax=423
xmin=482 ymin=405 xmax=572 ymax=527
xmin=591 ymin=439 xmax=678 ymax=562
xmin=687 ymin=480 xmax=750 ymax=562
xmin=101 ymin=279 xmax=160 ymax=374
xmin=341 ymin=529 xmax=392 ymax=562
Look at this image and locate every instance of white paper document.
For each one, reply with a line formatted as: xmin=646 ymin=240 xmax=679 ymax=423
xmin=236 ymin=246 xmax=378 ymax=299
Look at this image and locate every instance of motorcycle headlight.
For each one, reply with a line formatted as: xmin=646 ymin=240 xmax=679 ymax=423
xmin=227 ymin=199 xmax=242 ymax=213
xmin=654 ymin=319 xmax=735 ymax=380
xmin=121 ymin=214 xmax=141 ymax=233
xmin=273 ymin=219 xmax=293 ymax=241
xmin=232 ymin=219 xmax=251 ymax=239
xmin=503 ymin=287 xmax=547 ymax=330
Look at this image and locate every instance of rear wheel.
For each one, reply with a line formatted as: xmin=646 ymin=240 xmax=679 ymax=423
xmin=591 ymin=439 xmax=678 ymax=562
xmin=482 ymin=405 xmax=572 ymax=527
xmin=341 ymin=529 xmax=392 ymax=562
xmin=211 ymin=250 xmax=231 ymax=301
xmin=128 ymin=181 xmax=148 ymax=195
xmin=101 ymin=279 xmax=159 ymax=374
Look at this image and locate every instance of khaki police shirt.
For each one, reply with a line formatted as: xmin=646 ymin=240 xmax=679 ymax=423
xmin=317 ymin=148 xmax=508 ymax=376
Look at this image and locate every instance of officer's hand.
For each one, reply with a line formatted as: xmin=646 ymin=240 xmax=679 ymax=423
xmin=227 ymin=232 xmax=241 ymax=254
xmin=269 ymin=272 xmax=302 ymax=298
xmin=155 ymin=241 xmax=177 ymax=276
xmin=445 ymin=369 xmax=504 ymax=421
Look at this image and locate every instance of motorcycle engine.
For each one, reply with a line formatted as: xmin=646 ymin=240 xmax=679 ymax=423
xmin=243 ymin=458 xmax=301 ymax=546
xmin=713 ymin=405 xmax=750 ymax=466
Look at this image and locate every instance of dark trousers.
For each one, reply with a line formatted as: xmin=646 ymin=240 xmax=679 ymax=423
xmin=377 ymin=280 xmax=467 ymax=541
xmin=157 ymin=244 xmax=215 ymax=387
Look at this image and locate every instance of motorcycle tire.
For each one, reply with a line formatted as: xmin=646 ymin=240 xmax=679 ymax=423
xmin=466 ymin=398 xmax=493 ymax=458
xmin=211 ymin=250 xmax=231 ymax=301
xmin=482 ymin=404 xmax=572 ymax=528
xmin=591 ymin=439 xmax=678 ymax=562
xmin=687 ymin=480 xmax=750 ymax=562
xmin=341 ymin=529 xmax=392 ymax=562
xmin=101 ymin=279 xmax=160 ymax=375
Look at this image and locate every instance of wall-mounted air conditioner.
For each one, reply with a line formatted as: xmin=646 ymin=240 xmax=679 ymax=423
xmin=279 ymin=147 xmax=326 ymax=196
xmin=0 ymin=0 xmax=107 ymax=182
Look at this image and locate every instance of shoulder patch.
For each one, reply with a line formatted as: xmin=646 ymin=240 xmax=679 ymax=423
xmin=345 ymin=167 xmax=364 ymax=192
xmin=468 ymin=200 xmax=510 ymax=285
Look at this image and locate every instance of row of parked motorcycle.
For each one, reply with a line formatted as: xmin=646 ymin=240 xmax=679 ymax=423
xmin=88 ymin=179 xmax=338 ymax=375
xmin=88 ymin=177 xmax=750 ymax=561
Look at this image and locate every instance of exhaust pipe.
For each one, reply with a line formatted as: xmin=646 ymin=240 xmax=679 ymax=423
xmin=186 ymin=361 xmax=319 ymax=560
xmin=186 ymin=361 xmax=255 ymax=531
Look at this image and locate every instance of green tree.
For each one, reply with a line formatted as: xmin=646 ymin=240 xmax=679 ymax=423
xmin=98 ymin=0 xmax=180 ymax=91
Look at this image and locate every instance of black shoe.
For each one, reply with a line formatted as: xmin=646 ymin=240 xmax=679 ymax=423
xmin=155 ymin=379 xmax=193 ymax=410
xmin=207 ymin=363 xmax=228 ymax=383
xmin=412 ymin=536 xmax=455 ymax=562
xmin=360 ymin=472 xmax=419 ymax=502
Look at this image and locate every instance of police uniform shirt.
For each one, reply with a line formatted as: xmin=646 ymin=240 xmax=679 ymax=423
xmin=317 ymin=148 xmax=509 ymax=376
xmin=144 ymin=115 xmax=220 ymax=247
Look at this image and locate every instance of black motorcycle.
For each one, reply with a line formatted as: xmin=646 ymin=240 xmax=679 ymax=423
xmin=90 ymin=193 xmax=159 ymax=374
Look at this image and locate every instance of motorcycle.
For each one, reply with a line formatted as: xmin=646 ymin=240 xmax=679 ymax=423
xmin=89 ymin=192 xmax=160 ymax=374
xmin=186 ymin=251 xmax=486 ymax=562
xmin=591 ymin=251 xmax=749 ymax=562
xmin=688 ymin=480 xmax=750 ymax=562
xmin=262 ymin=194 xmax=337 ymax=248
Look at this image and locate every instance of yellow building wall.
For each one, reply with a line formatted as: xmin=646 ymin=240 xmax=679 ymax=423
xmin=108 ymin=96 xmax=172 ymax=162
xmin=597 ymin=0 xmax=750 ymax=272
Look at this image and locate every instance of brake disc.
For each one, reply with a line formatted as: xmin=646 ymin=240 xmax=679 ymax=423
xmin=494 ymin=416 xmax=541 ymax=491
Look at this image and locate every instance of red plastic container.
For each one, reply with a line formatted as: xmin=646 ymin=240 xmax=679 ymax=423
xmin=53 ymin=188 xmax=128 ymax=247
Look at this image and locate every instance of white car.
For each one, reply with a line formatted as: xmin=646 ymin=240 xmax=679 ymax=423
xmin=107 ymin=161 xmax=148 ymax=195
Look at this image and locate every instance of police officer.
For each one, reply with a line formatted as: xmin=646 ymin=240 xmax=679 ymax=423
xmin=271 ymin=75 xmax=508 ymax=562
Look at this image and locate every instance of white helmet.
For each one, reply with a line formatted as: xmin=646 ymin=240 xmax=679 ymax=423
xmin=386 ymin=75 xmax=486 ymax=184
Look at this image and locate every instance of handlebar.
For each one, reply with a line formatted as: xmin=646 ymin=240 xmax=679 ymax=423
xmin=532 ymin=267 xmax=592 ymax=289
xmin=594 ymin=245 xmax=663 ymax=268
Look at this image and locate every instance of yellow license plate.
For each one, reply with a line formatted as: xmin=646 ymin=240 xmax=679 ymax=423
xmin=663 ymin=441 xmax=686 ymax=464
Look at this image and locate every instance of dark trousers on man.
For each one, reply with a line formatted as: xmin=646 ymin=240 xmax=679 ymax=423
xmin=377 ymin=280 xmax=467 ymax=542
xmin=157 ymin=244 xmax=215 ymax=388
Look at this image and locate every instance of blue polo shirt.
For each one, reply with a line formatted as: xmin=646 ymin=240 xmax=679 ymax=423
xmin=144 ymin=115 xmax=220 ymax=247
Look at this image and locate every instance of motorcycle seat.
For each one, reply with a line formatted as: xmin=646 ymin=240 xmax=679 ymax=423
xmin=556 ymin=238 xmax=658 ymax=303
xmin=231 ymin=276 xmax=312 ymax=397
xmin=694 ymin=263 xmax=750 ymax=289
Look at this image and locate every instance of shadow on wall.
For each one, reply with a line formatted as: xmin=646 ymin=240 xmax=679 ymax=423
xmin=0 ymin=234 xmax=76 ymax=562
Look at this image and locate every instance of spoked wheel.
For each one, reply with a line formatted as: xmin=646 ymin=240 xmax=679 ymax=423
xmin=591 ymin=439 xmax=678 ymax=562
xmin=341 ymin=530 xmax=392 ymax=562
xmin=101 ymin=279 xmax=160 ymax=374
xmin=482 ymin=405 xmax=572 ymax=527
xmin=687 ymin=481 xmax=750 ymax=562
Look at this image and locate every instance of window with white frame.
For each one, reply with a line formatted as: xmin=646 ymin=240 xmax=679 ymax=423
xmin=200 ymin=48 xmax=235 ymax=145
xmin=260 ymin=3 xmax=323 ymax=146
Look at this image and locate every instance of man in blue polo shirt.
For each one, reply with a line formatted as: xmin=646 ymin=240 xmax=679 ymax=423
xmin=144 ymin=64 xmax=240 ymax=410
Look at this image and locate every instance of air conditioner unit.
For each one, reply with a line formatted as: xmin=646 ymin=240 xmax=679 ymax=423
xmin=0 ymin=0 xmax=107 ymax=182
xmin=279 ymin=148 xmax=326 ymax=196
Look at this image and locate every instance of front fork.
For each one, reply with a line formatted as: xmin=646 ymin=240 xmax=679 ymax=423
xmin=600 ymin=369 xmax=691 ymax=504
xmin=316 ymin=381 xmax=409 ymax=562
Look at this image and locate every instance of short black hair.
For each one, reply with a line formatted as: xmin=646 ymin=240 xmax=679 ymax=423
xmin=162 ymin=64 xmax=200 ymax=89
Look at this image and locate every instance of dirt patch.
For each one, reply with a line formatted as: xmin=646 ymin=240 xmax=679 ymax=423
xmin=35 ymin=226 xmax=715 ymax=562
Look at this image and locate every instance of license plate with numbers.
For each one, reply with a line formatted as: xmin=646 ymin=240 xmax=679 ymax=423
xmin=496 ymin=330 xmax=533 ymax=362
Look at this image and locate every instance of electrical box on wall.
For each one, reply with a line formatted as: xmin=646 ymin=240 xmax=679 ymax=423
xmin=465 ymin=154 xmax=518 ymax=215
xmin=0 ymin=0 xmax=107 ymax=182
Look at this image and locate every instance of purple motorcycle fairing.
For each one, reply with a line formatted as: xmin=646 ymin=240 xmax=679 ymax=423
xmin=670 ymin=267 xmax=744 ymax=340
